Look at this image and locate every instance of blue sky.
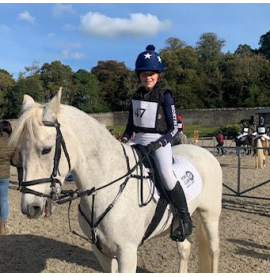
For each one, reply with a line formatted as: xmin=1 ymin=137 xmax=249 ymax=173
xmin=1 ymin=2 xmax=270 ymax=79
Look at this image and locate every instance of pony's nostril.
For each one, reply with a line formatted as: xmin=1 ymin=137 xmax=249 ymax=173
xmin=28 ymin=206 xmax=43 ymax=219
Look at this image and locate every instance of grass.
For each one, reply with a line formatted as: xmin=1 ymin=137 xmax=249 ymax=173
xmin=107 ymin=125 xmax=220 ymax=138
xmin=184 ymin=125 xmax=220 ymax=138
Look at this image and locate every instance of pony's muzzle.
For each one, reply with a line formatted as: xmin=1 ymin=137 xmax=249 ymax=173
xmin=21 ymin=195 xmax=44 ymax=219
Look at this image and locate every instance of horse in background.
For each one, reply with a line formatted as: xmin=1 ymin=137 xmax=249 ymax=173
xmin=255 ymin=138 xmax=269 ymax=169
xmin=235 ymin=134 xmax=254 ymax=155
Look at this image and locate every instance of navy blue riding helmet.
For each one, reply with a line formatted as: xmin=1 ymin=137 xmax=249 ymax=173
xmin=135 ymin=45 xmax=164 ymax=74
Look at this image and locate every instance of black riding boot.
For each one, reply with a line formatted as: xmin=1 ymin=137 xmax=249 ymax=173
xmin=167 ymin=182 xmax=193 ymax=242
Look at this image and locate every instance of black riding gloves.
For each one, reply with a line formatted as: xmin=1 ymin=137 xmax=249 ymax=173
xmin=144 ymin=141 xmax=161 ymax=154
xmin=121 ymin=137 xmax=128 ymax=143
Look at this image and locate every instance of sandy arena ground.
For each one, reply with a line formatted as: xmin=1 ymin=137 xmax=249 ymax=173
xmin=0 ymin=142 xmax=270 ymax=273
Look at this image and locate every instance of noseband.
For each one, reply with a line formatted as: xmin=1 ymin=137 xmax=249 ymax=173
xmin=21 ymin=120 xmax=71 ymax=199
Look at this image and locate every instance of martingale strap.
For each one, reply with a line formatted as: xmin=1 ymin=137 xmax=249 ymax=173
xmin=67 ymin=143 xmax=139 ymax=253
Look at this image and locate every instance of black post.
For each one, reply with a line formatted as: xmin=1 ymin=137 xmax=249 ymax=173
xmin=237 ymin=147 xmax=241 ymax=196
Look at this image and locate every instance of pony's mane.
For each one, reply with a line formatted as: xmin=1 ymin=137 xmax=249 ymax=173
xmin=9 ymin=102 xmax=47 ymax=148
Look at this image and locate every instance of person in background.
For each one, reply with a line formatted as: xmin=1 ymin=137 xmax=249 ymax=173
xmin=236 ymin=124 xmax=249 ymax=141
xmin=255 ymin=124 xmax=270 ymax=141
xmin=0 ymin=120 xmax=20 ymax=235
xmin=172 ymin=115 xmax=188 ymax=145
xmin=215 ymin=131 xmax=226 ymax=155
xmin=121 ymin=45 xmax=193 ymax=242
xmin=259 ymin=116 xmax=265 ymax=126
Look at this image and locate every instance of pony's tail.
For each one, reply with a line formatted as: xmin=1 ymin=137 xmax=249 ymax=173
xmin=196 ymin=211 xmax=212 ymax=272
xmin=256 ymin=139 xmax=264 ymax=169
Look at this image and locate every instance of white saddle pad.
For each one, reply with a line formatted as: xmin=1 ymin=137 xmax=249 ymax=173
xmin=172 ymin=155 xmax=202 ymax=202
xmin=147 ymin=155 xmax=202 ymax=204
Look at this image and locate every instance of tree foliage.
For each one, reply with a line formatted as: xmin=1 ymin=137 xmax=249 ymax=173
xmin=259 ymin=29 xmax=270 ymax=61
xmin=91 ymin=60 xmax=130 ymax=111
xmin=71 ymin=69 xmax=102 ymax=113
xmin=1 ymin=30 xmax=270 ymax=120
xmin=0 ymin=70 xmax=16 ymax=118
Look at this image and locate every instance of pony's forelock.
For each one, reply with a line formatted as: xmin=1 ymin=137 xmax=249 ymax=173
xmin=9 ymin=102 xmax=46 ymax=148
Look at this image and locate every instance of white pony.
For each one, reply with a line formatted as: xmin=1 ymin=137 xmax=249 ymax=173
xmin=255 ymin=138 xmax=269 ymax=169
xmin=10 ymin=89 xmax=222 ymax=273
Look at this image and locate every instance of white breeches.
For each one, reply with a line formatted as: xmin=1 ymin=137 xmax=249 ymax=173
xmin=130 ymin=132 xmax=177 ymax=191
xmin=237 ymin=132 xmax=248 ymax=140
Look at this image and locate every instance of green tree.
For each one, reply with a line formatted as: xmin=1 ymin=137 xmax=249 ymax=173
xmin=91 ymin=60 xmax=130 ymax=111
xmin=23 ymin=60 xmax=41 ymax=77
xmin=3 ymin=75 xmax=43 ymax=119
xmin=234 ymin=44 xmax=255 ymax=58
xmin=71 ymin=69 xmax=104 ymax=113
xmin=160 ymin=37 xmax=203 ymax=109
xmin=40 ymin=61 xmax=73 ymax=101
xmin=259 ymin=30 xmax=270 ymax=61
xmin=123 ymin=70 xmax=139 ymax=102
xmin=195 ymin=33 xmax=226 ymax=107
xmin=0 ymin=69 xmax=16 ymax=119
xmin=222 ymin=55 xmax=270 ymax=107
xmin=195 ymin=32 xmax=226 ymax=62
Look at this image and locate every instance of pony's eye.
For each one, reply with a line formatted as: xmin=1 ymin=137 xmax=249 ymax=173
xmin=41 ymin=148 xmax=52 ymax=155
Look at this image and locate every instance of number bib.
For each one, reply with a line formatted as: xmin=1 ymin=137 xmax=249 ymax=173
xmin=132 ymin=99 xmax=158 ymax=129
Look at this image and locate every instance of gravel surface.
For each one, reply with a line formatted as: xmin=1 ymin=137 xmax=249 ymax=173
xmin=0 ymin=150 xmax=270 ymax=273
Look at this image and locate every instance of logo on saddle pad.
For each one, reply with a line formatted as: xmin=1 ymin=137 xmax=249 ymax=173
xmin=180 ymin=171 xmax=195 ymax=188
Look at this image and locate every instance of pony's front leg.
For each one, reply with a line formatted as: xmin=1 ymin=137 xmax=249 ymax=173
xmin=92 ymin=245 xmax=118 ymax=273
xmin=117 ymin=245 xmax=138 ymax=273
xmin=176 ymin=240 xmax=191 ymax=273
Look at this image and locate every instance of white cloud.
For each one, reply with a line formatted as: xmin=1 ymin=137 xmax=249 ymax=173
xmin=53 ymin=4 xmax=75 ymax=17
xmin=18 ymin=11 xmax=36 ymax=24
xmin=0 ymin=24 xmax=9 ymax=34
xmin=59 ymin=50 xmax=85 ymax=60
xmin=79 ymin=12 xmax=171 ymax=39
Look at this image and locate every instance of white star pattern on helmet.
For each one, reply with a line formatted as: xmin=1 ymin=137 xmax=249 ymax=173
xmin=144 ymin=53 xmax=152 ymax=59
xmin=157 ymin=56 xmax=162 ymax=63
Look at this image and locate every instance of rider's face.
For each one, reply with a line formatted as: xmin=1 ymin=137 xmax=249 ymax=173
xmin=139 ymin=71 xmax=159 ymax=90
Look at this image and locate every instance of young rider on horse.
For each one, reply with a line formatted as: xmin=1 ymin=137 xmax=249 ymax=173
xmin=236 ymin=123 xmax=249 ymax=141
xmin=121 ymin=45 xmax=193 ymax=242
xmin=254 ymin=123 xmax=270 ymax=141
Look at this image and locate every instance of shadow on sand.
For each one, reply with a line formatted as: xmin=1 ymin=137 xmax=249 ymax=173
xmin=0 ymin=234 xmax=151 ymax=273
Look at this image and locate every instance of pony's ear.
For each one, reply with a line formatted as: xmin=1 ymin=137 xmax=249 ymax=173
xmin=22 ymin=94 xmax=35 ymax=111
xmin=46 ymin=87 xmax=62 ymax=115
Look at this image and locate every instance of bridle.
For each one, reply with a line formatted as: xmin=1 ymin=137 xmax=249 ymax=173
xmin=21 ymin=120 xmax=71 ymax=199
